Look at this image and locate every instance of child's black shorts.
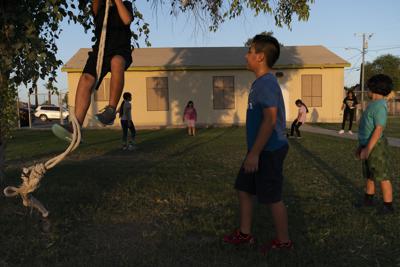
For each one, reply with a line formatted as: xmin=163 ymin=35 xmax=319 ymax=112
xmin=82 ymin=48 xmax=132 ymax=90
xmin=234 ymin=144 xmax=288 ymax=204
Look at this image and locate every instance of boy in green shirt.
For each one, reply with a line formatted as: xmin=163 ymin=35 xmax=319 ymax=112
xmin=356 ymin=74 xmax=394 ymax=214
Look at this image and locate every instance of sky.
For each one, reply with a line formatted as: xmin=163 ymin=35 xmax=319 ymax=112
xmin=22 ymin=0 xmax=400 ymax=102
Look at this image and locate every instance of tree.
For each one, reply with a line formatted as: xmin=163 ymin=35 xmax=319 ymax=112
xmin=364 ymin=54 xmax=400 ymax=90
xmin=0 ymin=0 xmax=314 ymax=181
xmin=62 ymin=93 xmax=69 ymax=108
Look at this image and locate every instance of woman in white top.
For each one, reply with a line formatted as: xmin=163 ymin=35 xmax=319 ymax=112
xmin=289 ymin=99 xmax=308 ymax=138
xmin=118 ymin=92 xmax=136 ymax=150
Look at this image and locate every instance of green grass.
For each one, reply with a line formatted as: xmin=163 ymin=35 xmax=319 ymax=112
xmin=1 ymin=128 xmax=400 ymax=266
xmin=314 ymin=116 xmax=400 ymax=138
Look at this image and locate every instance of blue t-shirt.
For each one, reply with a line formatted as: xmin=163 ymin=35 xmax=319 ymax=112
xmin=246 ymin=73 xmax=288 ymax=152
xmin=358 ymin=99 xmax=387 ymax=146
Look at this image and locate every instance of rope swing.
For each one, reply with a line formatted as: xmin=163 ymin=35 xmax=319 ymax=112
xmin=3 ymin=0 xmax=111 ymax=218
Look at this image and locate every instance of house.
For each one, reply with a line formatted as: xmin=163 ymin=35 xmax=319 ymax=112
xmin=62 ymin=46 xmax=350 ymax=128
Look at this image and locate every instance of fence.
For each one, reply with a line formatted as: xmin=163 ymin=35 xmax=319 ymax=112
xmin=353 ymin=90 xmax=400 ymax=116
xmin=16 ymin=92 xmax=69 ymax=129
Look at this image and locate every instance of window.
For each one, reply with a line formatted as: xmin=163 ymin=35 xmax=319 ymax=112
xmin=213 ymin=76 xmax=235 ymax=109
xmin=301 ymin=75 xmax=322 ymax=107
xmin=146 ymin=77 xmax=169 ymax=111
xmin=95 ymin=78 xmax=110 ymax=101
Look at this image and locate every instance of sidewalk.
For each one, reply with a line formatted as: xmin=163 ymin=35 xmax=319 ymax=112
xmin=300 ymin=124 xmax=400 ymax=148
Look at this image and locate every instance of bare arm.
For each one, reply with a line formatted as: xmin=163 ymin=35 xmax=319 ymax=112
xmin=360 ymin=125 xmax=384 ymax=159
xmin=126 ymin=104 xmax=132 ymax=121
xmin=297 ymin=110 xmax=302 ymax=121
xmin=92 ymin=0 xmax=102 ymax=16
xmin=341 ymin=103 xmax=345 ymax=111
xmin=243 ymin=107 xmax=276 ymax=172
xmin=114 ymin=0 xmax=133 ymax=25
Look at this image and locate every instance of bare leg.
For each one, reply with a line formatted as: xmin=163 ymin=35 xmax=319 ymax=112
xmin=270 ymin=201 xmax=289 ymax=242
xmin=187 ymin=127 xmax=191 ymax=135
xmin=238 ymin=191 xmax=253 ymax=235
xmin=75 ymin=73 xmax=96 ymax=125
xmin=380 ymin=180 xmax=393 ymax=203
xmin=109 ymin=55 xmax=126 ymax=108
xmin=366 ymin=179 xmax=375 ymax=195
xmin=192 ymin=127 xmax=196 ymax=136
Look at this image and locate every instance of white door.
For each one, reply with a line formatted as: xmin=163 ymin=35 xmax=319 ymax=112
xmin=281 ymin=86 xmax=290 ymax=122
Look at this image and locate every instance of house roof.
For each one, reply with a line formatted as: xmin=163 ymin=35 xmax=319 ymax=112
xmin=62 ymin=46 xmax=350 ymax=72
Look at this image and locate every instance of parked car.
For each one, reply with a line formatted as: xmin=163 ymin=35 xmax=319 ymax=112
xmin=34 ymin=105 xmax=69 ymax=122
xmin=19 ymin=108 xmax=35 ymax=127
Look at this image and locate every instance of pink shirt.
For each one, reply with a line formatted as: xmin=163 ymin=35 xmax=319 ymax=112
xmin=184 ymin=107 xmax=197 ymax=121
xmin=298 ymin=106 xmax=307 ymax=123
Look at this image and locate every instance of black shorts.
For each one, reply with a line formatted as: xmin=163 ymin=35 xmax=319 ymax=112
xmin=234 ymin=144 xmax=289 ymax=204
xmin=82 ymin=48 xmax=132 ymax=90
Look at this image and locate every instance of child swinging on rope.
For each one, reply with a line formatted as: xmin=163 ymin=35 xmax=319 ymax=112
xmin=54 ymin=0 xmax=133 ymax=141
xmin=3 ymin=0 xmax=133 ymax=218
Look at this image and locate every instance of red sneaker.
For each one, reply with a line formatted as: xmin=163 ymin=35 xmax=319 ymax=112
xmin=260 ymin=239 xmax=293 ymax=255
xmin=223 ymin=229 xmax=255 ymax=245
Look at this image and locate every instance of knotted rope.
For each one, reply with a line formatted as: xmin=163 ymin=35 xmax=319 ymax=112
xmin=3 ymin=0 xmax=111 ymax=218
xmin=4 ymin=114 xmax=81 ymax=217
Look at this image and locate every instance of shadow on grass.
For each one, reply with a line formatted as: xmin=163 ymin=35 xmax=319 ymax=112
xmin=289 ymin=139 xmax=361 ymax=200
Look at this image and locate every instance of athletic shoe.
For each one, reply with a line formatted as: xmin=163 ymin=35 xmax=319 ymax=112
xmin=260 ymin=239 xmax=293 ymax=255
xmin=377 ymin=205 xmax=394 ymax=215
xmin=296 ymin=136 xmax=303 ymax=139
xmin=354 ymin=198 xmax=375 ymax=208
xmin=52 ymin=123 xmax=73 ymax=142
xmin=288 ymin=135 xmax=296 ymax=139
xmin=223 ymin=229 xmax=255 ymax=245
xmin=338 ymin=129 xmax=345 ymax=134
xmin=127 ymin=141 xmax=136 ymax=151
xmin=95 ymin=106 xmax=116 ymax=126
xmin=348 ymin=130 xmax=353 ymax=135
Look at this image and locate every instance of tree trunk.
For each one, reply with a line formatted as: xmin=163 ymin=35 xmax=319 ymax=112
xmin=48 ymin=90 xmax=51 ymax=105
xmin=0 ymin=73 xmax=7 ymax=183
xmin=0 ymin=138 xmax=5 ymax=183
xmin=34 ymin=83 xmax=38 ymax=107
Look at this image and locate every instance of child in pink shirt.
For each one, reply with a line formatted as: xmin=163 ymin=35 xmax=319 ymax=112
xmin=183 ymin=101 xmax=197 ymax=136
xmin=289 ymin=99 xmax=308 ymax=138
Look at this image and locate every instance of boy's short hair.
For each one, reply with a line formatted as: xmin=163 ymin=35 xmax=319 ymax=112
xmin=251 ymin=34 xmax=280 ymax=68
xmin=367 ymin=74 xmax=393 ymax=96
xmin=123 ymin=92 xmax=132 ymax=100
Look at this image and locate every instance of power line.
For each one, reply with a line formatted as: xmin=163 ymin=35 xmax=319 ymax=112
xmin=345 ymin=67 xmax=360 ymax=71
xmin=369 ymin=46 xmax=400 ymax=52
xmin=345 ymin=53 xmax=362 ymax=61
xmin=368 ymin=44 xmax=400 ymax=48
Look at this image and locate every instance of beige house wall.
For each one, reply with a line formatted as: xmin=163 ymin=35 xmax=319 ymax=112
xmin=65 ymin=67 xmax=345 ymax=128
xmin=279 ymin=68 xmax=344 ymax=123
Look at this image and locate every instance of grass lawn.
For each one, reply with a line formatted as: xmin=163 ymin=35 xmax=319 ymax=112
xmin=1 ymin=128 xmax=400 ymax=266
xmin=313 ymin=116 xmax=400 ymax=138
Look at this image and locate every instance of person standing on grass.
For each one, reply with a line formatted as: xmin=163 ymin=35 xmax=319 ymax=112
xmin=223 ymin=34 xmax=292 ymax=254
xmin=118 ymin=92 xmax=136 ymax=150
xmin=339 ymin=90 xmax=358 ymax=135
xmin=288 ymin=99 xmax=308 ymax=139
xmin=355 ymin=74 xmax=394 ymax=214
xmin=183 ymin=101 xmax=197 ymax=136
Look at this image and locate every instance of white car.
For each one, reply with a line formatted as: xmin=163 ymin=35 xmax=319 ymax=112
xmin=35 ymin=105 xmax=69 ymax=122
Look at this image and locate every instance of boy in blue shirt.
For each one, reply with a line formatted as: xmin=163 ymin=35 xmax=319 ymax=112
xmin=223 ymin=35 xmax=291 ymax=253
xmin=356 ymin=74 xmax=394 ymax=214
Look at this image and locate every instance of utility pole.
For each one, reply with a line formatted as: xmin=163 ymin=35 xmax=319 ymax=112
xmin=356 ymin=33 xmax=373 ymax=111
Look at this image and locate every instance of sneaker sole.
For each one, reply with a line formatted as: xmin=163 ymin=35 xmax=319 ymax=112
xmin=52 ymin=124 xmax=72 ymax=142
xmin=94 ymin=115 xmax=114 ymax=126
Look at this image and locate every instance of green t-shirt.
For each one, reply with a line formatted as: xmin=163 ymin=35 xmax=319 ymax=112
xmin=358 ymin=99 xmax=387 ymax=146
